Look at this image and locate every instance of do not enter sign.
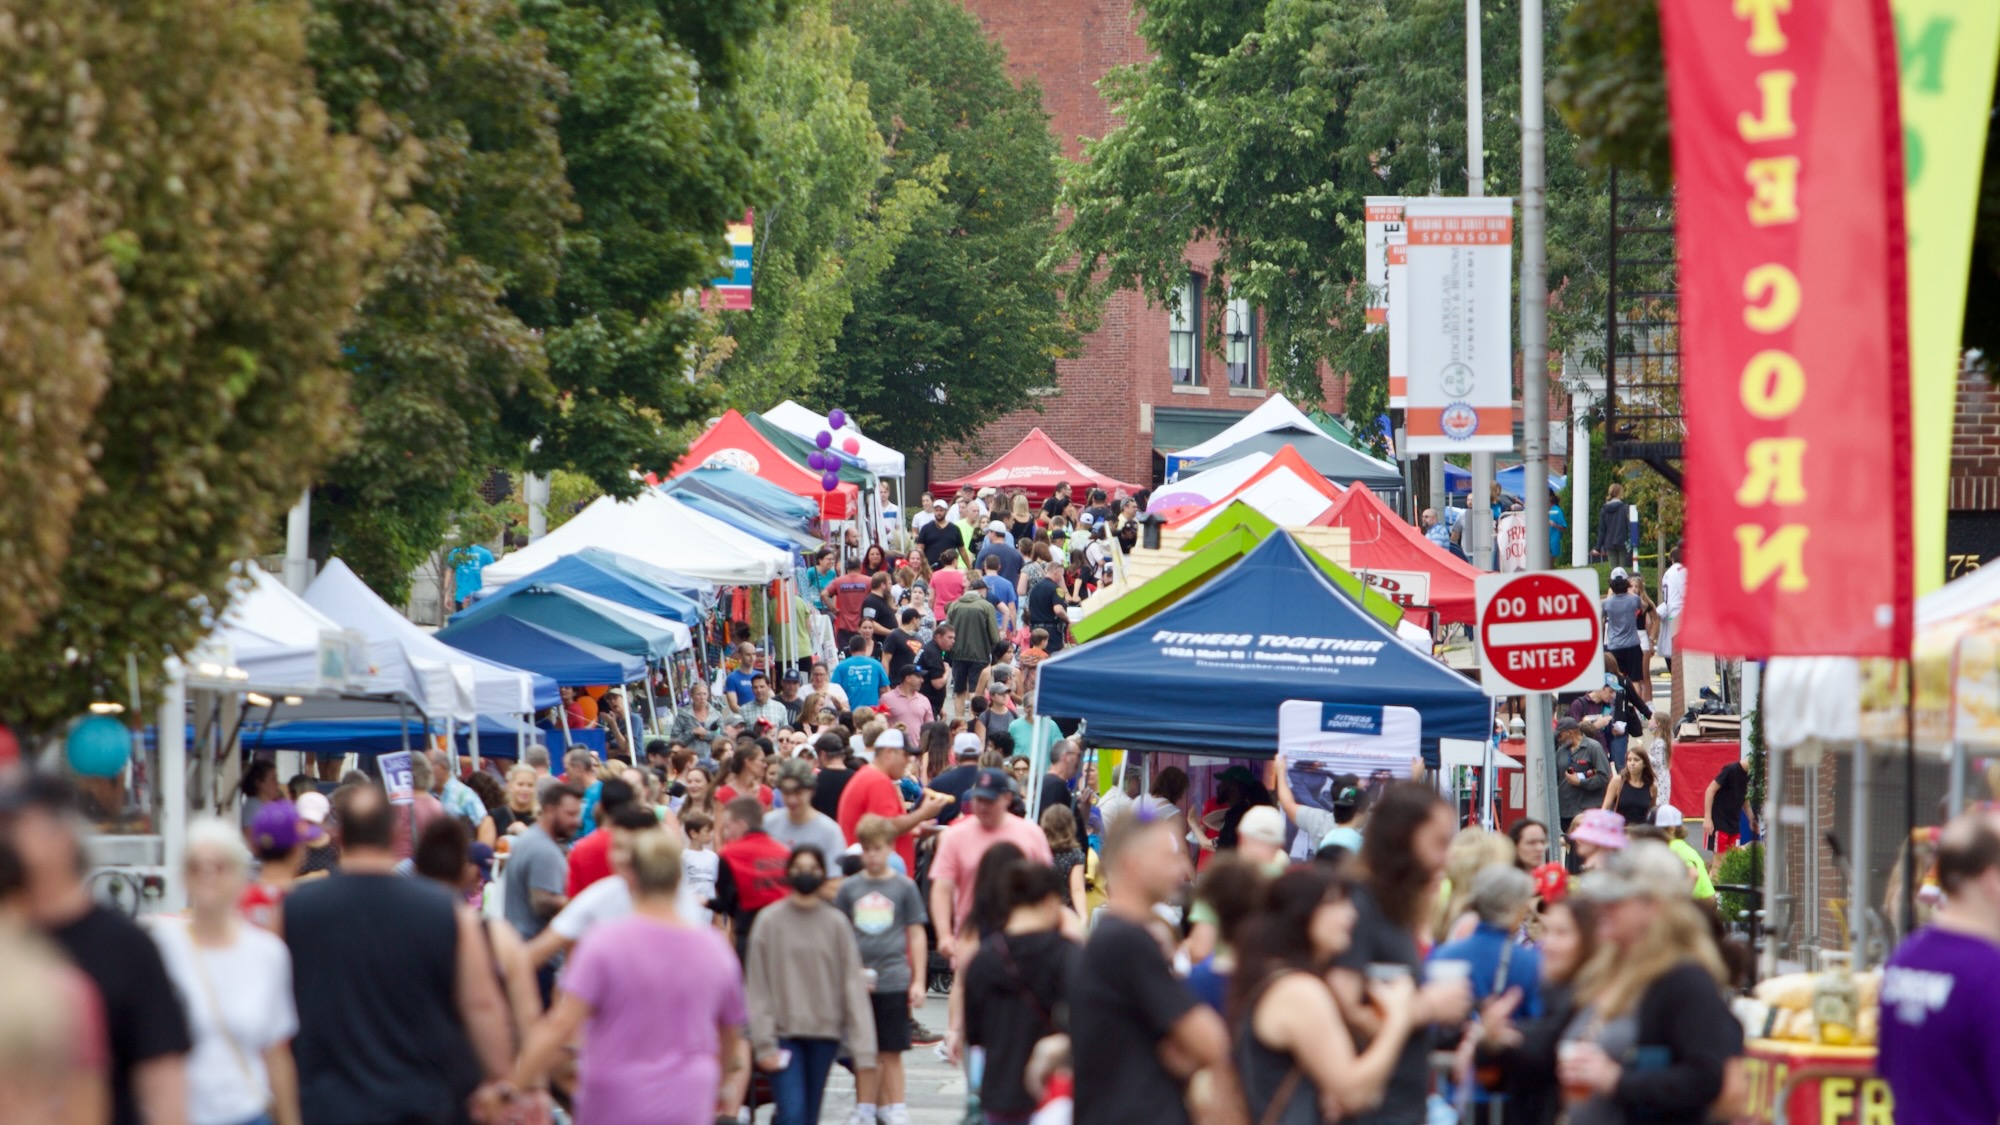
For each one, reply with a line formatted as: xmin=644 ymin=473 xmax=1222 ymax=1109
xmin=1474 ymin=569 xmax=1603 ymax=696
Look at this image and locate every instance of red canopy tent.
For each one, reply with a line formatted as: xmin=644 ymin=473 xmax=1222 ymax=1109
xmin=1309 ymin=482 xmax=1481 ymax=624
xmin=1167 ymin=444 xmax=1344 ymax=532
xmin=933 ymin=427 xmax=1141 ymax=505
xmin=673 ymin=409 xmax=859 ymax=519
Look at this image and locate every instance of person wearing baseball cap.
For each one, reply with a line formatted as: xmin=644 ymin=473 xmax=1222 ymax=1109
xmin=295 ymin=789 xmax=341 ymax=875
xmin=975 ymin=518 xmax=1025 ymax=588
xmin=927 ymin=733 xmax=986 ymax=826
xmin=1555 ymin=716 xmax=1612 ymax=853
xmin=1648 ymin=806 xmax=1716 ymax=900
xmin=764 ymin=758 xmax=848 ymax=870
xmin=928 ymin=765 xmax=1052 ymax=957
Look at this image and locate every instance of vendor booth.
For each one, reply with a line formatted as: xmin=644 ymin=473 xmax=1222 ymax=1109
xmin=469 ymin=551 xmax=703 ymax=628
xmin=1170 ymin=445 xmax=1347 ymax=534
xmin=1035 ymin=533 xmax=1490 ymax=764
xmin=1181 ymin=426 xmax=1404 ymax=493
xmin=1163 ymin=393 xmax=1345 ymax=480
xmin=479 ymin=490 xmax=792 ymax=590
xmin=446 ymin=584 xmax=690 ymax=662
xmin=674 ymin=409 xmax=860 ymax=519
xmin=1309 ymin=482 xmax=1481 ymax=625
xmin=933 ymin=426 xmax=1140 ymax=504
xmin=763 ymin=400 xmax=905 ymax=479
xmin=1147 ymin=452 xmax=1274 ymax=521
xmin=659 ymin=465 xmax=820 ymax=532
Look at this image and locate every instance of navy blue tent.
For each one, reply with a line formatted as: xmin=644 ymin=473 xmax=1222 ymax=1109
xmin=1034 ymin=532 xmax=1489 ymax=764
xmin=244 ymin=714 xmax=546 ymax=757
xmin=437 ymin=615 xmax=645 ymax=686
xmin=458 ymin=555 xmax=703 ymax=627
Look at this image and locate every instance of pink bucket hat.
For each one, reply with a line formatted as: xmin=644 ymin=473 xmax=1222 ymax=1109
xmin=1571 ymin=808 xmax=1630 ymax=850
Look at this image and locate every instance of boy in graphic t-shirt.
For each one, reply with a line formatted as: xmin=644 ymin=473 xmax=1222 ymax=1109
xmin=834 ymin=815 xmax=929 ymax=1125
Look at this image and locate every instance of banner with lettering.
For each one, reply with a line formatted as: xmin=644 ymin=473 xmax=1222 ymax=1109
xmin=1364 ymin=197 xmax=1404 ymax=329
xmin=1893 ymin=0 xmax=2000 ymax=592
xmin=1387 ymin=235 xmax=1409 ymax=407
xmin=1404 ymin=197 xmax=1515 ymax=455
xmin=1662 ymin=0 xmax=1912 ymax=657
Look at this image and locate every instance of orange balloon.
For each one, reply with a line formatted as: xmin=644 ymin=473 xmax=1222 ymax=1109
xmin=584 ymin=685 xmax=608 ymax=699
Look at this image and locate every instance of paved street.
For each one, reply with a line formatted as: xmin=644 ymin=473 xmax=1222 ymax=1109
xmin=755 ymin=994 xmax=967 ymax=1125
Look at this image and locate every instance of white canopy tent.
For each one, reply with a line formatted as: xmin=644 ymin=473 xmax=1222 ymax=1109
xmin=1167 ymin=393 xmax=1332 ymax=463
xmin=214 ymin=565 xmax=405 ymax=697
xmin=481 ymin=490 xmax=793 ymax=590
xmin=1173 ymin=465 xmax=1342 ymax=534
xmin=305 ymin=558 xmax=544 ymax=721
xmin=763 ymin=399 xmax=906 ymax=478
xmin=1146 ymin=451 xmax=1272 ymax=513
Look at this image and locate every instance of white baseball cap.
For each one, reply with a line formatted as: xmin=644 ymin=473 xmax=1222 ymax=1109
xmin=988 ymin=520 xmax=1009 ymax=535
xmin=1652 ymin=805 xmax=1685 ymax=828
xmin=1238 ymin=805 xmax=1288 ymax=848
xmin=953 ymin=733 xmax=984 ymax=758
xmin=1610 ymin=566 xmax=1629 ymax=580
xmin=875 ymin=728 xmax=907 ymax=750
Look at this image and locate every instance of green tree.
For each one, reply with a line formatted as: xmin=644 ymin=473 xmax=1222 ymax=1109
xmin=711 ymin=0 xmax=944 ymax=411
xmin=1055 ymin=0 xmax=1609 ymax=437
xmin=0 ymin=0 xmax=384 ymax=728
xmin=817 ymin=0 xmax=1078 ymax=458
xmin=305 ymin=0 xmax=573 ymax=601
xmin=515 ymin=0 xmax=791 ymax=492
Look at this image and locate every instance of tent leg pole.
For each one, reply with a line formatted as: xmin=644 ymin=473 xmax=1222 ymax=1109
xmin=626 ymin=684 xmax=639 ymax=761
xmin=470 ymin=721 xmax=481 ymax=775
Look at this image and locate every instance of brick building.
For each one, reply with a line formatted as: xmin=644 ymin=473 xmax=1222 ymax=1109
xmin=933 ymin=0 xmax=1353 ymax=490
xmin=1948 ymin=365 xmax=2000 ymax=575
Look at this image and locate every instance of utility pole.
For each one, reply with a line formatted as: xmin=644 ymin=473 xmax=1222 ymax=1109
xmin=1520 ymin=0 xmax=1558 ymax=834
xmin=284 ymin=489 xmax=312 ymax=594
xmin=1466 ymin=0 xmax=1496 ymax=573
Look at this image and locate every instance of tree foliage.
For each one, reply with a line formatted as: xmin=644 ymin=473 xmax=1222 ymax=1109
xmin=815 ymin=0 xmax=1077 ymax=457
xmin=711 ymin=0 xmax=944 ymax=412
xmin=1055 ymin=0 xmax=1609 ymax=437
xmin=0 ymin=0 xmax=384 ymax=728
xmin=305 ymin=0 xmax=573 ymax=601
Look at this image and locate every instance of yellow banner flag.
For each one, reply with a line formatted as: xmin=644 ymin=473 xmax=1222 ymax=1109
xmin=1897 ymin=0 xmax=2000 ymax=593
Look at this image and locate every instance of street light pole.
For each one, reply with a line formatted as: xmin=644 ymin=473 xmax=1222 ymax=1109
xmin=1466 ymin=0 xmax=1495 ymax=573
xmin=1520 ymin=0 xmax=1557 ymax=834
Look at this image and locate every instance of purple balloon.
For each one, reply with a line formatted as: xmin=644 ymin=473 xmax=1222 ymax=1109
xmin=806 ymin=451 xmax=823 ymax=471
xmin=815 ymin=430 xmax=832 ymax=449
xmin=821 ymin=471 xmax=840 ymax=491
xmin=828 ymin=408 xmax=848 ymax=430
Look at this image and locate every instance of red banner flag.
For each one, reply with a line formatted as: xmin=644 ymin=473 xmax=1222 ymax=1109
xmin=1663 ymin=0 xmax=1911 ymax=657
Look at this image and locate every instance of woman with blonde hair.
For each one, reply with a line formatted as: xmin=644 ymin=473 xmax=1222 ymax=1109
xmin=1007 ymin=492 xmax=1036 ymax=541
xmin=1556 ymin=842 xmax=1740 ymax=1124
xmin=1434 ymin=828 xmax=1520 ymax=944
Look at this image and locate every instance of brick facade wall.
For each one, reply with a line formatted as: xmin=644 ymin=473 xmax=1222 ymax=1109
xmin=941 ymin=0 xmax=1349 ymax=489
xmin=1950 ymin=364 xmax=2000 ymax=511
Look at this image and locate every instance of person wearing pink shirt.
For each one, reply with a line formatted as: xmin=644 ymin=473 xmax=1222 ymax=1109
xmin=876 ymin=666 xmax=935 ymax=738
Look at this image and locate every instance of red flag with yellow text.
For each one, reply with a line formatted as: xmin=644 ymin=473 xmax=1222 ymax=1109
xmin=1662 ymin=0 xmax=1911 ymax=657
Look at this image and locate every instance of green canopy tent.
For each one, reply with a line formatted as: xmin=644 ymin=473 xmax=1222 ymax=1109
xmin=1074 ymin=503 xmax=1404 ymax=643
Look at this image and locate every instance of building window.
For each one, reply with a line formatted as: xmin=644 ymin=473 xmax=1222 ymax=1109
xmin=1169 ymin=275 xmax=1201 ymax=385
xmin=1225 ymin=296 xmax=1257 ymax=387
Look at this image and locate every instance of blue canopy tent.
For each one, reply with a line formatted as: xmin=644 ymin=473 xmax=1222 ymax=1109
xmin=1496 ymin=464 xmax=1566 ymax=496
xmin=437 ymin=615 xmax=646 ymax=686
xmin=1034 ymin=533 xmax=1490 ymax=766
xmin=459 ymin=554 xmax=703 ymax=627
xmin=666 ymin=489 xmax=820 ymax=552
xmin=447 ymin=585 xmax=690 ymax=662
xmin=242 ymin=713 xmax=547 ymax=758
xmin=664 ymin=466 xmax=819 ymax=529
xmin=575 ymin=548 xmax=716 ymax=610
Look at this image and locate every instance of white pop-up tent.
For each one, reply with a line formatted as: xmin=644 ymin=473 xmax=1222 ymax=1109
xmin=214 ymin=565 xmax=407 ymax=698
xmin=763 ymin=399 xmax=906 ymax=479
xmin=481 ymin=489 xmax=793 ymax=590
xmin=305 ymin=558 xmax=554 ymax=721
xmin=1165 ymin=394 xmax=1331 ymax=468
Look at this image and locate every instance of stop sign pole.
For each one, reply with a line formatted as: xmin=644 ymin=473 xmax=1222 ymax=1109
xmin=1476 ymin=568 xmax=1601 ymax=843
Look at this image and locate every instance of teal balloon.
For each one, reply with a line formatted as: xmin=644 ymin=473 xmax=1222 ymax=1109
xmin=66 ymin=715 xmax=130 ymax=778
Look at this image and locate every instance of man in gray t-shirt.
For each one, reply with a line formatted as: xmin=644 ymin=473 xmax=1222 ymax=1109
xmin=1602 ymin=581 xmax=1642 ymax=652
xmin=767 ymin=759 xmax=850 ymax=862
xmin=502 ymin=785 xmax=582 ymax=941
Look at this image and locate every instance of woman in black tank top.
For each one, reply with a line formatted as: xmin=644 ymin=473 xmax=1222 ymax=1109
xmin=1230 ymin=867 xmax=1421 ymax=1124
xmin=1602 ymin=747 xmax=1657 ymax=826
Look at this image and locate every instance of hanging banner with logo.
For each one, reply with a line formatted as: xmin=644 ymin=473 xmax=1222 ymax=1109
xmin=1386 ymin=234 xmax=1409 ymax=407
xmin=1662 ymin=0 xmax=1912 ymax=657
xmin=1278 ymin=700 xmax=1422 ymax=782
xmin=1364 ymin=197 xmax=1404 ymax=330
xmin=1893 ymin=0 xmax=2000 ymax=593
xmin=701 ymin=210 xmax=755 ymax=310
xmin=1404 ymin=196 xmax=1514 ymax=455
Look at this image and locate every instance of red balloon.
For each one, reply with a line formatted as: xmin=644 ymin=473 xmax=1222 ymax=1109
xmin=841 ymin=436 xmax=861 ymax=455
xmin=0 ymin=724 xmax=18 ymax=769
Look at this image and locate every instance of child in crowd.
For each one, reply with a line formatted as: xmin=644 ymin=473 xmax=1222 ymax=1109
xmin=834 ymin=815 xmax=930 ymax=1125
xmin=680 ymin=810 xmax=720 ymax=924
xmin=1016 ymin=629 xmax=1049 ymax=715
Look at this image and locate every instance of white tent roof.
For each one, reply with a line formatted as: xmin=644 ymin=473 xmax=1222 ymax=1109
xmin=212 ymin=565 xmax=404 ymax=697
xmin=763 ymin=400 xmax=906 ymax=478
xmin=306 ymin=558 xmax=544 ymax=719
xmin=1168 ymin=393 xmax=1328 ymax=460
xmin=1174 ymin=466 xmax=1341 ymax=535
xmin=481 ymin=490 xmax=792 ymax=590
xmin=1149 ymin=452 xmax=1272 ymax=511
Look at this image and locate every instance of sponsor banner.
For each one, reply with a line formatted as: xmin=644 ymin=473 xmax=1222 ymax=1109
xmin=1364 ymin=197 xmax=1404 ymax=329
xmin=1404 ymin=197 xmax=1515 ymax=455
xmin=701 ymin=209 xmax=755 ymax=310
xmin=1387 ymin=236 xmax=1409 ymax=407
xmin=1279 ymin=699 xmax=1421 ymax=856
xmin=1894 ymin=0 xmax=2000 ymax=594
xmin=1662 ymin=0 xmax=1911 ymax=656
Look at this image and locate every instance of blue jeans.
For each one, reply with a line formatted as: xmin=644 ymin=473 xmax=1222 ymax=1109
xmin=770 ymin=1037 xmax=840 ymax=1125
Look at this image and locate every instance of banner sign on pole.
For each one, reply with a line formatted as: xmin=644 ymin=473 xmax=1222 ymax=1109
xmin=701 ymin=210 xmax=755 ymax=311
xmin=1364 ymin=197 xmax=1405 ymax=330
xmin=379 ymin=750 xmax=415 ymax=806
xmin=1661 ymin=0 xmax=1911 ymax=657
xmin=1475 ymin=569 xmax=1602 ymax=697
xmin=1386 ymin=235 xmax=1409 ymax=407
xmin=1404 ymin=196 xmax=1515 ymax=455
xmin=1893 ymin=0 xmax=2000 ymax=593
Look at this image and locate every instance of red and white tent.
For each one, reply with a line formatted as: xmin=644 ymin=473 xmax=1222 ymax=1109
xmin=672 ymin=409 xmax=860 ymax=519
xmin=933 ymin=427 xmax=1141 ymax=504
xmin=1310 ymin=482 xmax=1481 ymax=625
xmin=1169 ymin=444 xmax=1344 ymax=534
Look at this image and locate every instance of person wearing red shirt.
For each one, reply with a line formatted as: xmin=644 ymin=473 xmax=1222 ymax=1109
xmin=837 ymin=728 xmax=951 ymax=877
xmin=564 ymin=777 xmax=639 ymax=897
xmin=713 ymin=745 xmax=774 ymax=809
xmin=716 ymin=795 xmax=794 ymax=953
xmin=829 ymin=567 xmax=874 ymax=650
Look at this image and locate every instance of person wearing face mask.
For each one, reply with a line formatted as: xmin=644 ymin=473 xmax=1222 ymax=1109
xmin=745 ymin=845 xmax=878 ymax=1125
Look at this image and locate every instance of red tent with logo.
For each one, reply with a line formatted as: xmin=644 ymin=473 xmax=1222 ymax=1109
xmin=1309 ymin=482 xmax=1481 ymax=624
xmin=672 ymin=409 xmax=859 ymax=519
xmin=933 ymin=427 xmax=1141 ymax=505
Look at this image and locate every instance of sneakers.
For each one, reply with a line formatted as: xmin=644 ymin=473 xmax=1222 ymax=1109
xmin=880 ymin=1107 xmax=911 ymax=1125
xmin=842 ymin=1108 xmax=874 ymax=1125
xmin=908 ymin=1016 xmax=944 ymax=1046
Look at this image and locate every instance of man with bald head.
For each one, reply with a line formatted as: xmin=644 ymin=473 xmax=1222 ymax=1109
xmin=1878 ymin=809 xmax=2000 ymax=1124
